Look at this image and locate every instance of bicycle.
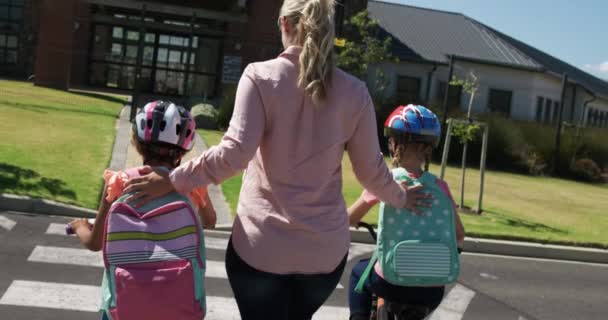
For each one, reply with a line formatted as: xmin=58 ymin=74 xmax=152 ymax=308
xmin=356 ymin=222 xmax=461 ymax=320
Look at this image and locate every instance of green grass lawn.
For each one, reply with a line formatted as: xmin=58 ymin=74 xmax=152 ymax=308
xmin=0 ymin=80 xmax=126 ymax=209
xmin=198 ymin=130 xmax=608 ymax=248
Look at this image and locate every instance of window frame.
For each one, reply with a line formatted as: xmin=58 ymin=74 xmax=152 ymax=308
xmin=487 ymin=88 xmax=513 ymax=116
xmin=88 ymin=21 xmax=221 ymax=97
xmin=0 ymin=0 xmax=23 ymax=66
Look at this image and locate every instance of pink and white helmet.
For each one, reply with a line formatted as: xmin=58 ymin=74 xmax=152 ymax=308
xmin=134 ymin=100 xmax=196 ymax=151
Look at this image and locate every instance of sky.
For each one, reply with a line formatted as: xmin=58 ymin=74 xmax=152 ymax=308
xmin=380 ymin=0 xmax=608 ymax=80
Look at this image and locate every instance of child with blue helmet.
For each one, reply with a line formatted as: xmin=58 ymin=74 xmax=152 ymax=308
xmin=347 ymin=105 xmax=466 ymax=320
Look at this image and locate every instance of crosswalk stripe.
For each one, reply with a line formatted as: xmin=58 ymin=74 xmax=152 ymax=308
xmin=0 ymin=280 xmax=100 ymax=312
xmin=0 ymin=281 xmax=349 ymax=318
xmin=26 ymin=245 xmax=231 ymax=282
xmin=429 ymin=284 xmax=476 ymax=320
xmin=46 ymin=223 xmax=71 ymax=235
xmin=205 ymin=236 xmax=229 ymax=250
xmin=202 ymin=297 xmax=350 ymax=320
xmin=0 ymin=215 xmax=17 ymax=231
xmin=28 ymin=246 xmax=104 ymax=267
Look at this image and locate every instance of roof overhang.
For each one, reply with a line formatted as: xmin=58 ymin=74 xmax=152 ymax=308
xmin=447 ymin=54 xmax=544 ymax=73
xmin=86 ymin=0 xmax=248 ymax=23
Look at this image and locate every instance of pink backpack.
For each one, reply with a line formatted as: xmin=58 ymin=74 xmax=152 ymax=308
xmin=101 ymin=168 xmax=206 ymax=320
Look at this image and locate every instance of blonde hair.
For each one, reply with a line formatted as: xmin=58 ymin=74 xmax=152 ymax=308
xmin=280 ymin=0 xmax=336 ymax=105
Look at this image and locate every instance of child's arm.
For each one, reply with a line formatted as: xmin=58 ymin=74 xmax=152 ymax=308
xmin=198 ymin=192 xmax=217 ymax=229
xmin=348 ymin=190 xmax=378 ymax=227
xmin=70 ymin=185 xmax=111 ymax=252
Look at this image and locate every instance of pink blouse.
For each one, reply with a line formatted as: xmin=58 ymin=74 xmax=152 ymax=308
xmin=170 ymin=46 xmax=409 ymax=274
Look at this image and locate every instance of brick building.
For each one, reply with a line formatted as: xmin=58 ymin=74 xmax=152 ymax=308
xmin=1 ymin=0 xmax=368 ymax=105
xmin=1 ymin=0 xmax=288 ymax=102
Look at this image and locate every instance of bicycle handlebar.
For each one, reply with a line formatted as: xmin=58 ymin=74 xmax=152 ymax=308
xmin=357 ymin=222 xmax=377 ymax=241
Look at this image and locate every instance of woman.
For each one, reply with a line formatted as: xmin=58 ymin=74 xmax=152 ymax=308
xmin=124 ymin=0 xmax=428 ymax=319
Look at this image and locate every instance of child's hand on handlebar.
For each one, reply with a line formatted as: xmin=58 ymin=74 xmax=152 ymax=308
xmin=69 ymin=218 xmax=92 ymax=232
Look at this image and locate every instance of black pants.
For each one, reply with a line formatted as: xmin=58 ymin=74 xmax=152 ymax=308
xmin=225 ymin=238 xmax=347 ymax=320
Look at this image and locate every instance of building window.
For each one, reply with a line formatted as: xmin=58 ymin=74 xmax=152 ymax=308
xmin=544 ymin=98 xmax=552 ymax=124
xmin=536 ymin=97 xmax=544 ymax=122
xmin=396 ymin=76 xmax=421 ymax=105
xmin=488 ymin=89 xmax=512 ymax=116
xmin=0 ymin=0 xmax=23 ymax=65
xmin=436 ymin=81 xmax=462 ymax=111
xmin=89 ymin=21 xmax=220 ymax=97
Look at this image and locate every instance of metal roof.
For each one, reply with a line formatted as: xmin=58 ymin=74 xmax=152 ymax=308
xmin=367 ymin=0 xmax=608 ymax=97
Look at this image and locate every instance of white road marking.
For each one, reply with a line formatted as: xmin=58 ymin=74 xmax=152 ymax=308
xmin=205 ymin=236 xmax=229 ymax=250
xmin=28 ymin=246 xmax=104 ymax=267
xmin=0 ymin=281 xmax=349 ymax=318
xmin=429 ymin=284 xmax=476 ymax=320
xmin=46 ymin=223 xmax=71 ymax=235
xmin=0 ymin=215 xmax=17 ymax=231
xmin=0 ymin=280 xmax=100 ymax=312
xmin=480 ymin=272 xmax=499 ymax=280
xmin=204 ymin=296 xmax=349 ymax=320
xmin=463 ymin=252 xmax=608 ymax=268
xmin=206 ymin=260 xmax=227 ymax=279
xmin=314 ymin=305 xmax=351 ymax=320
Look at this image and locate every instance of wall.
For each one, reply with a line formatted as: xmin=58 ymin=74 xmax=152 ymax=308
xmin=372 ymin=60 xmax=594 ymax=123
xmin=69 ymin=1 xmax=93 ymax=87
xmin=34 ymin=0 xmax=78 ymax=89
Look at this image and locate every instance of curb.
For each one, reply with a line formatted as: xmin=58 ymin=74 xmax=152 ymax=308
xmin=351 ymin=228 xmax=608 ymax=264
xmin=0 ymin=194 xmax=96 ymax=218
xmin=212 ymin=223 xmax=608 ymax=265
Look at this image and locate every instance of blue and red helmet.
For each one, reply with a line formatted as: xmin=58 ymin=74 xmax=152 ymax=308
xmin=384 ymin=104 xmax=441 ymax=147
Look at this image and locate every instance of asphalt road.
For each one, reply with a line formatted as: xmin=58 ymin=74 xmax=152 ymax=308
xmin=1 ymin=211 xmax=606 ymax=320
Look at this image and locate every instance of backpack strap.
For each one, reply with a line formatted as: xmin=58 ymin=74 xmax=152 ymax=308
xmin=354 ymin=250 xmax=378 ymax=294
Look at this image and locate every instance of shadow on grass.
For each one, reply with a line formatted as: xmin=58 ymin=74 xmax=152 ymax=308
xmin=482 ymin=209 xmax=568 ymax=235
xmin=70 ymin=90 xmax=129 ymax=105
xmin=0 ymin=163 xmax=77 ymax=200
xmin=0 ymin=100 xmax=118 ymax=118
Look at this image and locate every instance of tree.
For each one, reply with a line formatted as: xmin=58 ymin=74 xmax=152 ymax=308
xmin=336 ymin=10 xmax=397 ymax=109
xmin=336 ymin=10 xmax=398 ymax=152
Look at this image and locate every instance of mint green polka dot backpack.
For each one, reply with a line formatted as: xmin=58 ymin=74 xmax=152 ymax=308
xmin=356 ymin=167 xmax=460 ymax=291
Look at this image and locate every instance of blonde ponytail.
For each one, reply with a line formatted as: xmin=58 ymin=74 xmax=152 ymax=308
xmin=280 ymin=0 xmax=336 ymax=105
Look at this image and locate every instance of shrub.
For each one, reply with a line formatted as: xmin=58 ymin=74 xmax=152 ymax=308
xmin=191 ymin=103 xmax=218 ymax=130
xmin=444 ymin=114 xmax=608 ymax=179
xmin=216 ymin=85 xmax=237 ymax=130
xmin=570 ymin=158 xmax=602 ymax=182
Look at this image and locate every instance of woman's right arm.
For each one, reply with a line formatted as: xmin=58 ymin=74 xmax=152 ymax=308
xmin=124 ymin=65 xmax=266 ymax=203
xmin=170 ymin=65 xmax=266 ymax=194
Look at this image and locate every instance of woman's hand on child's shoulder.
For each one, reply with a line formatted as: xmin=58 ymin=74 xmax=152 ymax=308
xmin=401 ymin=183 xmax=432 ymax=215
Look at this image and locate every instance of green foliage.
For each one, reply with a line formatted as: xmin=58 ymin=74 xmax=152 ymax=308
xmin=336 ymin=10 xmax=399 ymax=152
xmin=452 ymin=121 xmax=480 ymax=144
xmin=449 ymin=113 xmax=608 ymax=181
xmin=336 ymin=10 xmax=397 ymax=108
xmin=191 ymin=103 xmax=218 ymax=130
xmin=449 ymin=74 xmax=478 ymax=95
xmin=570 ymin=158 xmax=602 ymax=182
xmin=216 ymin=85 xmax=237 ymax=130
